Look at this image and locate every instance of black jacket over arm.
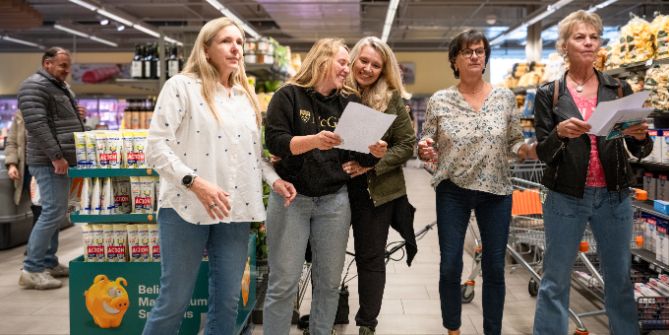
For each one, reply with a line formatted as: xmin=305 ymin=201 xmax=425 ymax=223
xmin=534 ymin=70 xmax=652 ymax=198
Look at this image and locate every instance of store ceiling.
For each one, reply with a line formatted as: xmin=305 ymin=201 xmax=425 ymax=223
xmin=0 ymin=0 xmax=667 ymax=53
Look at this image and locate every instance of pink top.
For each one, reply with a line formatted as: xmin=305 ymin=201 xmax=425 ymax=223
xmin=568 ymin=86 xmax=607 ymax=187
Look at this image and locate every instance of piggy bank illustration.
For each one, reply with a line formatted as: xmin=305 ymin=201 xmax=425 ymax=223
xmin=84 ymin=275 xmax=130 ymax=328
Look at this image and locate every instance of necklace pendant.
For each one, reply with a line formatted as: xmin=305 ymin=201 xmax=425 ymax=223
xmin=576 ymin=85 xmax=584 ymax=93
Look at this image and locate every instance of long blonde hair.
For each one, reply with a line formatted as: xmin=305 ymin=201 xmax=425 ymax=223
xmin=288 ymin=38 xmax=355 ymax=93
xmin=344 ymin=36 xmax=410 ymax=111
xmin=182 ymin=17 xmax=261 ymax=125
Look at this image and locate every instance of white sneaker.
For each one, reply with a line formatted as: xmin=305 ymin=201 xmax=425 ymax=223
xmin=46 ymin=263 xmax=69 ymax=278
xmin=19 ymin=270 xmax=62 ymax=290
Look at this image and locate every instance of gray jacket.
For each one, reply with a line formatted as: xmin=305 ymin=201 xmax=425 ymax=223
xmin=18 ymin=68 xmax=85 ymax=166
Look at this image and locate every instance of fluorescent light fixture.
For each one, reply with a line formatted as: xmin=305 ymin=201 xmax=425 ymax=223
xmin=133 ymin=24 xmax=160 ymax=38
xmin=587 ymin=0 xmax=619 ymax=13
xmin=54 ymin=23 xmax=89 ymax=38
xmin=98 ymin=8 xmax=133 ymax=27
xmin=90 ymin=35 xmax=118 ymax=47
xmin=205 ymin=0 xmax=261 ymax=39
xmin=69 ymin=0 xmax=96 ymax=11
xmin=1 ymin=35 xmax=45 ymax=49
xmin=116 ymin=24 xmax=125 ymax=32
xmin=68 ymin=0 xmax=183 ymax=45
xmin=490 ymin=0 xmax=576 ymax=45
xmin=164 ymin=36 xmax=184 ymax=47
xmin=381 ymin=0 xmax=400 ymax=42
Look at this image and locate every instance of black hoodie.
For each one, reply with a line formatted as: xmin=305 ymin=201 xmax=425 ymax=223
xmin=265 ymin=84 xmax=377 ymax=197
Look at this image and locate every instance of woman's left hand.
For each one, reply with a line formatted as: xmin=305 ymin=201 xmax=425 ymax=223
xmin=272 ymin=179 xmax=297 ymax=207
xmin=622 ymin=121 xmax=649 ymax=141
xmin=369 ymin=140 xmax=388 ymax=158
xmin=342 ymin=161 xmax=373 ymax=178
xmin=518 ymin=143 xmax=538 ymax=161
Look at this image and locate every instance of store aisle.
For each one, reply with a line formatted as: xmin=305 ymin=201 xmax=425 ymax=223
xmin=0 ymin=161 xmax=612 ymax=335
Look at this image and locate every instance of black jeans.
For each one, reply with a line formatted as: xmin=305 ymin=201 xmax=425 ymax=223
xmin=349 ymin=177 xmax=396 ymax=329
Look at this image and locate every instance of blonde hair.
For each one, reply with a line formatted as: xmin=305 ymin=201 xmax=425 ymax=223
xmin=287 ymin=38 xmax=355 ymax=93
xmin=556 ymin=10 xmax=603 ymax=56
xmin=344 ymin=36 xmax=411 ymax=111
xmin=182 ymin=17 xmax=261 ymax=125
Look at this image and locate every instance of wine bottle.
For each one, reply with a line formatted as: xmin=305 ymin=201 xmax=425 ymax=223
xmin=131 ymin=44 xmax=144 ymax=79
xmin=167 ymin=45 xmax=179 ymax=78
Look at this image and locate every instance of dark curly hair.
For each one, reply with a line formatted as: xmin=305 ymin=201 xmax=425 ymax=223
xmin=448 ymin=29 xmax=491 ymax=79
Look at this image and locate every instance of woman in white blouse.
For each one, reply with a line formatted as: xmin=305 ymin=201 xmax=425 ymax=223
xmin=417 ymin=29 xmax=535 ymax=335
xmin=142 ymin=17 xmax=296 ymax=335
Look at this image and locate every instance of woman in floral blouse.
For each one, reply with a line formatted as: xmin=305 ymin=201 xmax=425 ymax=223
xmin=417 ymin=29 xmax=535 ymax=335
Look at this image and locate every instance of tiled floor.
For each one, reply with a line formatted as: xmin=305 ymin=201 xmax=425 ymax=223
xmin=0 ymin=162 xmax=616 ymax=334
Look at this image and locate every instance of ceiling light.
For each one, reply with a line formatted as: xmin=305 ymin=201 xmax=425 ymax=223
xmin=89 ymin=36 xmax=118 ymax=47
xmin=97 ymin=8 xmax=133 ymax=27
xmin=587 ymin=0 xmax=619 ymax=13
xmin=100 ymin=18 xmax=109 ymax=26
xmin=116 ymin=24 xmax=125 ymax=32
xmin=133 ymin=24 xmax=160 ymax=38
xmin=205 ymin=0 xmax=261 ymax=39
xmin=1 ymin=35 xmax=45 ymax=49
xmin=69 ymin=0 xmax=96 ymax=11
xmin=490 ymin=0 xmax=576 ymax=45
xmin=381 ymin=0 xmax=400 ymax=42
xmin=54 ymin=24 xmax=118 ymax=47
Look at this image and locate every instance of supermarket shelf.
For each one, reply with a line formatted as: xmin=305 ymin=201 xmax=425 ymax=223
xmin=632 ymin=248 xmax=669 ymax=273
xmin=70 ymin=213 xmax=156 ymax=223
xmin=246 ymin=63 xmax=289 ymax=81
xmin=113 ymin=78 xmax=161 ymax=92
xmin=68 ymin=168 xmax=157 ymax=177
xmin=630 ymin=160 xmax=669 ymax=171
xmin=511 ymin=86 xmax=537 ymax=94
xmin=605 ymin=58 xmax=669 ymax=79
xmin=632 ymin=200 xmax=669 ymax=220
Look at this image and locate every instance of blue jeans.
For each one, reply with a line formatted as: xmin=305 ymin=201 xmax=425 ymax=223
xmin=142 ymin=208 xmax=250 ymax=335
xmin=23 ymin=165 xmax=69 ymax=272
xmin=435 ymin=180 xmax=511 ymax=335
xmin=533 ymin=188 xmax=639 ymax=335
xmin=263 ymin=186 xmax=350 ymax=335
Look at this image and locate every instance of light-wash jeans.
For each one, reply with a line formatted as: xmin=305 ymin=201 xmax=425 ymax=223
xmin=23 ymin=165 xmax=69 ymax=273
xmin=263 ymin=186 xmax=350 ymax=335
xmin=533 ymin=188 xmax=639 ymax=335
xmin=142 ymin=208 xmax=250 ymax=335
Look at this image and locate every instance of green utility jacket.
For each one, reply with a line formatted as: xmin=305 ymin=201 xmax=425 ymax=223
xmin=367 ymin=92 xmax=416 ymax=206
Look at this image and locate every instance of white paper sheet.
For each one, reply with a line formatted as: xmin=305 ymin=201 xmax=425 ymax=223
xmin=334 ymin=102 xmax=396 ymax=153
xmin=587 ymin=91 xmax=654 ymax=136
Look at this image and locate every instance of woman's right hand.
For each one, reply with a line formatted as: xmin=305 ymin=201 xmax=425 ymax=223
xmin=417 ymin=138 xmax=438 ymax=162
xmin=556 ymin=117 xmax=591 ymax=139
xmin=312 ymin=130 xmax=342 ymax=150
xmin=7 ymin=164 xmax=19 ymax=181
xmin=189 ymin=177 xmax=231 ymax=221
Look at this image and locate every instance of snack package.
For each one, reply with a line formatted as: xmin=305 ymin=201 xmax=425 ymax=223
xmin=95 ymin=131 xmax=109 ymax=168
xmin=84 ymin=131 xmax=98 ymax=168
xmin=90 ymin=178 xmax=102 ymax=215
xmin=113 ymin=177 xmax=132 ymax=214
xmin=91 ymin=224 xmax=106 ymax=262
xmin=651 ymin=15 xmax=669 ymax=59
xmin=100 ymin=177 xmax=112 ymax=215
xmin=140 ymin=177 xmax=156 ymax=213
xmin=110 ymin=224 xmax=127 ymax=262
xmin=127 ymin=224 xmax=141 ymax=262
xmin=130 ymin=177 xmax=141 ymax=213
xmin=148 ymin=224 xmax=160 ymax=262
xmin=81 ymin=224 xmax=94 ymax=262
xmin=106 ymin=131 xmax=122 ymax=168
xmin=132 ymin=130 xmax=148 ymax=168
xmin=122 ymin=130 xmax=135 ymax=168
xmin=102 ymin=224 xmax=113 ymax=262
xmin=620 ymin=16 xmax=654 ymax=64
xmin=137 ymin=224 xmax=151 ymax=262
xmin=80 ymin=178 xmax=91 ymax=215
xmin=73 ymin=132 xmax=88 ymax=168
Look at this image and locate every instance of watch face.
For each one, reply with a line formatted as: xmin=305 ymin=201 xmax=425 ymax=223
xmin=182 ymin=175 xmax=193 ymax=186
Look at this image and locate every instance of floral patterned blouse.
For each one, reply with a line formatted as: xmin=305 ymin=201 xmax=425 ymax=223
xmin=420 ymin=86 xmax=524 ymax=195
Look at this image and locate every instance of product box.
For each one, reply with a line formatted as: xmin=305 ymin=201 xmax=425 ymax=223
xmin=69 ymin=234 xmax=256 ymax=335
xmin=655 ymin=200 xmax=669 ymax=216
xmin=663 ymin=130 xmax=669 ymax=164
xmin=645 ymin=129 xmax=663 ymax=162
xmin=658 ymin=175 xmax=668 ymax=201
xmin=656 ymin=219 xmax=667 ymax=264
xmin=645 ymin=173 xmax=658 ymax=200
xmin=647 ymin=214 xmax=657 ymax=253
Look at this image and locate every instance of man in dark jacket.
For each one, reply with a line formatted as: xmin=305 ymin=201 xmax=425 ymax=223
xmin=17 ymin=47 xmax=85 ymax=290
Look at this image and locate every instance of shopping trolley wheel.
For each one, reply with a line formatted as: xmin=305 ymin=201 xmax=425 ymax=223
xmin=528 ymin=278 xmax=539 ymax=297
xmin=573 ymin=328 xmax=589 ymax=335
xmin=461 ymin=283 xmax=475 ymax=303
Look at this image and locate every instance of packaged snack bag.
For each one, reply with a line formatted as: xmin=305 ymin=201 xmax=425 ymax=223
xmin=127 ymin=224 xmax=141 ymax=262
xmin=73 ymin=132 xmax=88 ymax=168
xmin=91 ymin=178 xmax=102 ymax=215
xmin=139 ymin=177 xmax=156 ymax=214
xmin=95 ymin=131 xmax=109 ymax=168
xmin=137 ymin=224 xmax=151 ymax=262
xmin=80 ymin=178 xmax=91 ymax=215
xmin=84 ymin=131 xmax=97 ymax=168
xmin=82 ymin=224 xmax=94 ymax=262
xmin=91 ymin=224 xmax=106 ymax=262
xmin=102 ymin=224 xmax=113 ymax=262
xmin=109 ymin=224 xmax=127 ymax=262
xmin=113 ymin=177 xmax=132 ymax=214
xmin=130 ymin=177 xmax=141 ymax=213
xmin=122 ymin=130 xmax=135 ymax=168
xmin=101 ymin=177 xmax=112 ymax=215
xmin=106 ymin=131 xmax=122 ymax=168
xmin=148 ymin=224 xmax=160 ymax=262
xmin=132 ymin=130 xmax=148 ymax=168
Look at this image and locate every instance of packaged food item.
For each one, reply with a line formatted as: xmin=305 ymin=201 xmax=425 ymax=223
xmin=82 ymin=224 xmax=94 ymax=262
xmin=148 ymin=224 xmax=160 ymax=262
xmin=137 ymin=224 xmax=151 ymax=262
xmin=102 ymin=224 xmax=113 ymax=262
xmin=84 ymin=131 xmax=97 ymax=168
xmin=110 ymin=224 xmax=127 ymax=262
xmin=620 ymin=16 xmax=655 ymax=64
xmin=100 ymin=177 xmax=112 ymax=215
xmin=95 ymin=131 xmax=109 ymax=168
xmin=130 ymin=177 xmax=141 ymax=213
xmin=106 ymin=131 xmax=122 ymax=168
xmin=140 ymin=177 xmax=156 ymax=213
xmin=91 ymin=224 xmax=106 ymax=262
xmin=122 ymin=130 xmax=135 ymax=168
xmin=73 ymin=132 xmax=88 ymax=168
xmin=132 ymin=130 xmax=148 ymax=168
xmin=80 ymin=178 xmax=91 ymax=215
xmin=127 ymin=224 xmax=141 ymax=262
xmin=130 ymin=111 xmax=140 ymax=129
xmin=651 ymin=15 xmax=669 ymax=59
xmin=90 ymin=178 xmax=102 ymax=215
xmin=113 ymin=177 xmax=131 ymax=214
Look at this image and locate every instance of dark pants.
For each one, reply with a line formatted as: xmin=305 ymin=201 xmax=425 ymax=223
xmin=435 ymin=180 xmax=511 ymax=335
xmin=350 ymin=185 xmax=397 ymax=329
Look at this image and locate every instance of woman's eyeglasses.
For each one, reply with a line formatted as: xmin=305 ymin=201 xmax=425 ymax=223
xmin=459 ymin=48 xmax=486 ymax=58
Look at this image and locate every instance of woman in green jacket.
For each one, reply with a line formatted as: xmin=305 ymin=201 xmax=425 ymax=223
xmin=342 ymin=36 xmax=417 ymax=335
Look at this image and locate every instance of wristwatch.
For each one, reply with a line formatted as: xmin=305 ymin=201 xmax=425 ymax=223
xmin=182 ymin=174 xmax=197 ymax=189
